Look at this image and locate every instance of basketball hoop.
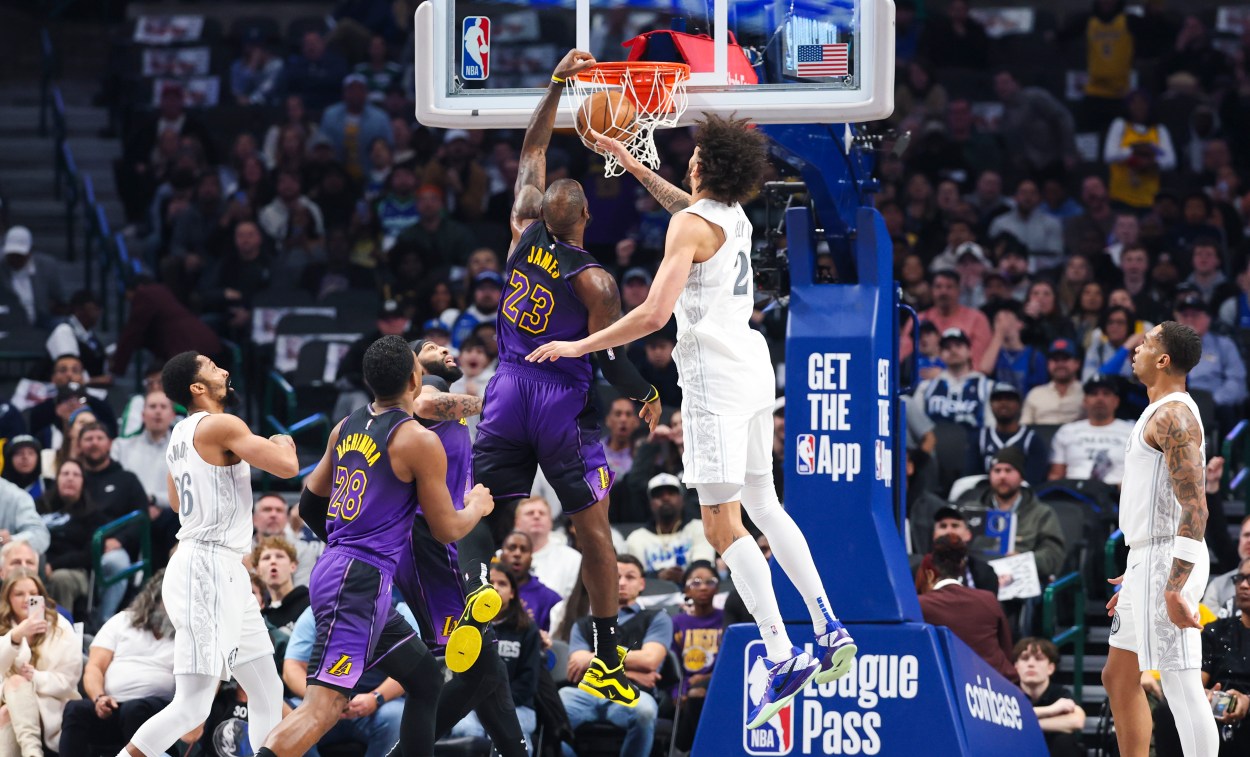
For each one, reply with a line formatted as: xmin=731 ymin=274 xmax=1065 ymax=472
xmin=567 ymin=62 xmax=690 ymax=178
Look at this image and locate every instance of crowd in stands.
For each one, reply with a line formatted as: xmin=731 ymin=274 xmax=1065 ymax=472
xmin=1 ymin=0 xmax=1249 ymax=754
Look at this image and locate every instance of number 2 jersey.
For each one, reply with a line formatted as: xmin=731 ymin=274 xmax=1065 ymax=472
xmin=167 ymin=411 xmax=254 ymax=554
xmin=496 ymin=221 xmax=603 ymax=387
xmin=673 ymin=199 xmax=775 ymax=415
xmin=327 ymin=404 xmax=420 ymax=572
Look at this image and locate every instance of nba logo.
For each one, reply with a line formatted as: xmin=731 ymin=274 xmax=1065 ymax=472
xmin=796 ymin=434 xmax=815 ymax=475
xmin=462 ymin=17 xmax=490 ymax=80
xmin=743 ymin=640 xmax=794 ymax=755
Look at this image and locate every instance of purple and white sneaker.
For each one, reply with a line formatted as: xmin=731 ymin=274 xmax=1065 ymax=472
xmin=746 ymin=648 xmax=821 ymax=729
xmin=814 ymin=621 xmax=858 ymax=685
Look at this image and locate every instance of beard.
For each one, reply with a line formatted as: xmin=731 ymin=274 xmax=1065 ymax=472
xmin=223 ymin=386 xmax=240 ymax=408
xmin=421 ymin=359 xmax=464 ymax=385
xmin=656 ymin=503 xmax=680 ymax=522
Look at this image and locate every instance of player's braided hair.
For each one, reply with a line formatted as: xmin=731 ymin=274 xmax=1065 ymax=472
xmin=693 ymin=113 xmax=768 ymax=205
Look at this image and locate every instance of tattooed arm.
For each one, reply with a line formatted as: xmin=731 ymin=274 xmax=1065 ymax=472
xmin=414 ymin=390 xmax=483 ymax=421
xmin=587 ymin=131 xmax=691 ymax=213
xmin=1148 ymin=401 xmax=1207 ymax=628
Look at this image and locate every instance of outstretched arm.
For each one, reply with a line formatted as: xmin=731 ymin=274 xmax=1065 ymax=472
xmin=203 ymin=413 xmax=300 ymax=478
xmin=414 ymin=385 xmax=483 ymax=421
xmin=589 ymin=130 xmax=691 ymax=213
xmin=1148 ymin=402 xmax=1207 ymax=629
xmin=511 ymin=49 xmax=597 ymax=242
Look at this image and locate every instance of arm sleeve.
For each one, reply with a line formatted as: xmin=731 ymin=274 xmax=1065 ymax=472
xmin=299 ymin=488 xmax=330 ymax=543
xmin=594 ymin=348 xmax=658 ymax=403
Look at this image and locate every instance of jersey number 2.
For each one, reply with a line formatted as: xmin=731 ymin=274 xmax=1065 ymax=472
xmin=329 ymin=466 xmax=368 ymax=521
xmin=502 ymin=270 xmax=555 ymax=335
xmin=732 ymin=251 xmax=749 ymax=296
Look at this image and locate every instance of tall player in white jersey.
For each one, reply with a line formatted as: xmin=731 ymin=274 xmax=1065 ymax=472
xmin=117 ymin=351 xmax=297 ymax=757
xmin=1103 ymin=322 xmax=1218 ymax=757
xmin=529 ymin=115 xmax=856 ymax=728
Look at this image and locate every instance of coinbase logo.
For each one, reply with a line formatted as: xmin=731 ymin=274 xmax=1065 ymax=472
xmin=744 ymin=640 xmax=794 ymax=755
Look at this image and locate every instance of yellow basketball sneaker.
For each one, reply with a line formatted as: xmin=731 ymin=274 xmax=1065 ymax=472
xmin=577 ymin=646 xmax=641 ymax=707
xmin=445 ymin=584 xmax=502 ymax=673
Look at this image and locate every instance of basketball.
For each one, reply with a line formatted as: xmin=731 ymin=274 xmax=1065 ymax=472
xmin=575 ymin=90 xmax=637 ymax=149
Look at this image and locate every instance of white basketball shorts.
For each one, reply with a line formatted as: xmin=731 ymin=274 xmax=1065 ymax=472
xmin=1107 ymin=539 xmax=1208 ymax=671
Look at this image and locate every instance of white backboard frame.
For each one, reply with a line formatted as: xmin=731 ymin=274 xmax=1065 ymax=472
xmin=414 ymin=0 xmax=895 ymax=128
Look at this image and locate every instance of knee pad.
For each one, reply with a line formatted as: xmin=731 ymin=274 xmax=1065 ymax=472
xmin=741 ymin=471 xmax=780 ymax=518
xmin=695 ymin=482 xmax=742 ymax=507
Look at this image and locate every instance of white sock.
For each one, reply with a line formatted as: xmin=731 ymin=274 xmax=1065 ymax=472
xmin=742 ymin=471 xmax=835 ymax=635
xmin=232 ymin=655 xmax=285 ymax=752
xmin=722 ymin=535 xmax=792 ymax=660
xmin=1159 ymin=668 xmax=1219 ymax=757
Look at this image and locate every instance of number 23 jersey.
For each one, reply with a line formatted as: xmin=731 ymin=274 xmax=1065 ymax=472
xmin=674 ymin=199 xmax=775 ymax=415
xmin=167 ymin=411 xmax=255 ymax=554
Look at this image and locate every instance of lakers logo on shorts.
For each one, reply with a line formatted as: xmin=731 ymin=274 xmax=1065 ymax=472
xmin=442 ymin=615 xmax=457 ymax=637
xmin=596 ymin=466 xmax=610 ymax=491
xmin=327 ymin=654 xmax=354 ymax=677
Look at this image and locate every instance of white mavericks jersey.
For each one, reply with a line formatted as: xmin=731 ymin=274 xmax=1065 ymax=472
xmin=1120 ymin=392 xmax=1205 ymax=549
xmin=166 ymin=411 xmax=255 ymax=554
xmin=673 ymin=198 xmax=775 ymax=415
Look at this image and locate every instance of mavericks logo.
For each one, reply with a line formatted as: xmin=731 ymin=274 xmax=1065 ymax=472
xmin=743 ymin=640 xmax=793 ymax=755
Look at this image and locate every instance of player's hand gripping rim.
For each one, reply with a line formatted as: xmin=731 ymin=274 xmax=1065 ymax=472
xmin=553 ymin=49 xmax=597 ymax=83
xmin=586 ymin=127 xmax=638 ymax=168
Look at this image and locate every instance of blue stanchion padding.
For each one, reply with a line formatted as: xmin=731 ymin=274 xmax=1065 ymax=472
xmin=692 ymin=623 xmax=1047 ymax=756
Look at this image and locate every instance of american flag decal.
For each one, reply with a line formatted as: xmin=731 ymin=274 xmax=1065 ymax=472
xmin=796 ymin=43 xmax=849 ymax=77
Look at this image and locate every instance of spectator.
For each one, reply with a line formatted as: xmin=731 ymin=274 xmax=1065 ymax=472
xmin=45 ymin=290 xmax=107 ymax=385
xmin=1062 ymin=177 xmax=1116 ymax=257
xmin=978 ymin=304 xmax=1048 ymax=395
xmin=910 ymin=321 xmax=945 ymax=385
xmin=58 ymin=570 xmax=176 ymax=756
xmin=42 ymin=403 xmax=95 ymax=482
xmin=1013 ymin=637 xmax=1086 ymax=757
xmin=917 ymin=0 xmax=988 ymax=70
xmin=396 ymin=184 xmax=478 ymax=270
xmin=635 ymin=330 xmax=682 ymax=409
xmin=1182 ymin=239 xmax=1237 ymax=307
xmin=988 ymin=179 xmax=1065 ymax=272
xmin=1040 ymin=178 xmax=1082 ymax=221
xmin=624 ymin=474 xmax=715 ymax=583
xmin=40 ymin=458 xmax=131 ymax=620
xmin=969 ymin=383 xmax=1050 ymax=487
xmin=423 ymin=129 xmax=490 ymax=223
xmin=78 ymin=423 xmax=149 ymax=521
xmin=917 ymin=535 xmax=1019 ymax=684
xmin=319 ymin=73 xmax=391 ymax=183
xmin=993 ymin=71 xmax=1078 ymax=184
xmin=913 ymin=507 xmax=1001 ymax=594
xmin=1021 ymin=340 xmax=1086 ymax=426
xmin=1162 ymin=15 xmax=1232 ymax=93
xmin=0 ymin=569 xmax=81 ymax=754
xmin=962 ymin=448 xmax=1066 ymax=579
xmin=964 ymin=170 xmax=1012 ymax=234
xmin=258 ymin=169 xmax=326 ymax=260
xmin=282 ymin=604 xmax=406 ymax=756
xmin=501 ymin=531 xmax=562 ymax=632
xmin=109 ymin=278 xmax=224 ymax=379
xmin=262 ymin=95 xmax=322 ymax=169
xmin=1104 ymin=91 xmax=1175 ymax=210
xmin=252 ymin=536 xmax=309 ymax=634
xmin=29 ymin=359 xmax=118 ymax=446
xmin=1082 ymin=307 xmax=1145 ymax=382
xmin=450 ymin=272 xmax=502 ymax=348
xmin=448 ymin=565 xmax=541 ymax=752
xmin=0 ymin=543 xmax=38 ymax=584
xmin=601 ymin=397 xmax=640 ymax=478
xmin=2 ymin=437 xmax=44 ymax=502
xmin=1069 ymin=281 xmax=1107 ymax=350
xmin=955 ymin=242 xmax=990 ymax=309
xmin=515 ymin=497 xmax=582 ymax=600
xmin=230 ymin=28 xmax=285 ymax=106
xmin=200 ymin=221 xmax=276 ymax=336
xmin=251 ymin=494 xmax=323 ymax=589
xmin=1022 ymin=280 xmax=1077 ymax=351
xmin=670 ymin=560 xmax=724 ymax=753
xmin=901 ymin=270 xmax=992 ymax=364
xmin=301 ymin=226 xmax=378 ymax=300
xmin=1174 ymin=291 xmax=1247 ymax=431
xmin=1218 ymin=248 xmax=1250 ymax=330
xmin=0 ymin=227 xmax=63 ymax=329
xmin=1203 ymin=515 xmax=1250 ymax=618
xmin=285 ymin=30 xmax=350 ymax=113
xmin=1118 ymin=245 xmax=1168 ymax=325
xmin=620 ymin=268 xmax=652 ymax=314
xmin=354 ymin=35 xmax=403 ymax=104
xmin=915 ymin=328 xmax=993 ymax=428
xmin=115 ymin=83 xmax=215 ymax=223
xmin=0 ymin=476 xmax=49 ymax=555
xmin=1104 ymin=213 xmax=1140 ymax=267
xmin=560 ymin=555 xmax=671 ymax=757
xmin=110 ymin=391 xmax=175 ymax=509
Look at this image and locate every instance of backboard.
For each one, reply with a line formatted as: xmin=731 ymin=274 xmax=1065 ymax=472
xmin=414 ymin=0 xmax=895 ymax=129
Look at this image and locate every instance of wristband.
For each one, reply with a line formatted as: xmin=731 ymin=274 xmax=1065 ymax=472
xmin=372 ymin=691 xmax=385 ymax=707
xmin=640 ymin=385 xmax=660 ymax=404
xmin=551 ymin=75 xmax=566 ymax=85
xmin=1171 ymin=536 xmax=1206 ymax=566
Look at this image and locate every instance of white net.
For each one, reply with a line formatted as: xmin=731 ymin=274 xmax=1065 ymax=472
xmin=566 ymin=63 xmax=690 ymax=177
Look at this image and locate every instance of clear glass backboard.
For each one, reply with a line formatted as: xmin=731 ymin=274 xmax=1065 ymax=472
xmin=414 ymin=0 xmax=895 ymax=128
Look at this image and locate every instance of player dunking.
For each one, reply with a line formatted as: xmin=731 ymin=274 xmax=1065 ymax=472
xmin=258 ymin=335 xmax=493 ymax=757
xmin=461 ymin=49 xmax=664 ymax=707
xmin=118 ymin=352 xmax=293 ymax=757
xmin=530 ymin=115 xmax=857 ymax=728
xmin=1103 ymin=322 xmax=1217 ymax=757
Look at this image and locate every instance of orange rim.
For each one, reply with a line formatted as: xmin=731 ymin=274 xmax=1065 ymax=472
xmin=574 ymin=62 xmax=690 ymax=114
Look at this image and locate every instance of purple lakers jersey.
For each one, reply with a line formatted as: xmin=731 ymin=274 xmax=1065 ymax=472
xmin=497 ymin=221 xmax=602 ymax=385
xmin=327 ymin=405 xmax=419 ymax=571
